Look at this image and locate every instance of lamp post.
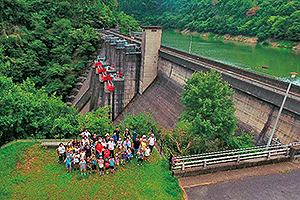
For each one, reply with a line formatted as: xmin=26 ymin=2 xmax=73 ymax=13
xmin=188 ymin=34 xmax=192 ymax=54
xmin=266 ymin=72 xmax=298 ymax=149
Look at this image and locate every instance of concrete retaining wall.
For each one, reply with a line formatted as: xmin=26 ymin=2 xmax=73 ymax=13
xmin=158 ymin=56 xmax=300 ymax=144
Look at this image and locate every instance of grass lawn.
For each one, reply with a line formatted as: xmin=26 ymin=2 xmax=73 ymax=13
xmin=0 ymin=141 xmax=183 ymax=199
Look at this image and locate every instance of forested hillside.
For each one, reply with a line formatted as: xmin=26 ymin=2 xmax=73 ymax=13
xmin=119 ymin=0 xmax=300 ymax=41
xmin=0 ymin=0 xmax=138 ymax=99
xmin=0 ymin=0 xmax=138 ymax=144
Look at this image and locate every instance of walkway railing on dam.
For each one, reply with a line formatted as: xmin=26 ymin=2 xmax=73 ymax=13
xmin=102 ymin=29 xmax=300 ymax=97
xmin=172 ymin=142 xmax=300 ymax=175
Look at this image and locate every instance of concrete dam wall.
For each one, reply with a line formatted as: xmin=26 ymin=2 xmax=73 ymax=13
xmin=69 ymin=27 xmax=300 ymax=145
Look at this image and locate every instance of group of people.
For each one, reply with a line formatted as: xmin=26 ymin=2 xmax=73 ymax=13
xmin=56 ymin=127 xmax=156 ymax=176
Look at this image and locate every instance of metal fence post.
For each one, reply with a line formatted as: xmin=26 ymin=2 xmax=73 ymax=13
xmin=237 ymin=156 xmax=240 ymax=163
xmin=286 ymin=148 xmax=289 ymax=156
xmin=204 ymin=160 xmax=207 ymax=168
xmin=267 ymin=151 xmax=271 ymax=159
xmin=181 ymin=163 xmax=185 ymax=171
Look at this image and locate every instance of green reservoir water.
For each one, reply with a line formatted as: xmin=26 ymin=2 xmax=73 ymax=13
xmin=162 ymin=30 xmax=300 ymax=81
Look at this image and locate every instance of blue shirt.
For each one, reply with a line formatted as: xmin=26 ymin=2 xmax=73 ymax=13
xmin=65 ymin=158 xmax=72 ymax=165
xmin=109 ymin=159 xmax=114 ymax=166
xmin=112 ymin=135 xmax=117 ymax=142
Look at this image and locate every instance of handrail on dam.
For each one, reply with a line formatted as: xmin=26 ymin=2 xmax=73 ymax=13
xmin=172 ymin=142 xmax=300 ymax=172
xmin=103 ymin=29 xmax=300 ymax=96
xmin=160 ymin=46 xmax=300 ymax=96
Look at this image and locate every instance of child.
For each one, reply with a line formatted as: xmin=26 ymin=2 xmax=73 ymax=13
xmin=140 ymin=137 xmax=147 ymax=151
xmin=115 ymin=153 xmax=120 ymax=170
xmin=137 ymin=149 xmax=144 ymax=166
xmin=74 ymin=145 xmax=80 ymax=154
xmin=79 ymin=158 xmax=86 ymax=176
xmin=91 ymin=155 xmax=97 ymax=174
xmin=126 ymin=147 xmax=132 ymax=163
xmin=86 ymin=158 xmax=92 ymax=174
xmin=109 ymin=157 xmax=115 ymax=173
xmin=73 ymin=152 xmax=80 ymax=171
xmin=144 ymin=146 xmax=151 ymax=162
xmin=64 ymin=155 xmax=72 ymax=173
xmin=117 ymin=138 xmax=123 ymax=154
xmin=103 ymin=148 xmax=110 ymax=159
xmin=121 ymin=150 xmax=126 ymax=166
xmin=97 ymin=157 xmax=104 ymax=176
xmin=104 ymin=158 xmax=110 ymax=175
xmin=80 ymin=150 xmax=86 ymax=160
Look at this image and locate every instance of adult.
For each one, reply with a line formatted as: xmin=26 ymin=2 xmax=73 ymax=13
xmin=112 ymin=132 xmax=118 ymax=143
xmin=81 ymin=129 xmax=91 ymax=138
xmin=107 ymin=138 xmax=115 ymax=157
xmin=148 ymin=133 xmax=156 ymax=153
xmin=85 ymin=145 xmax=92 ymax=158
xmin=91 ymin=133 xmax=98 ymax=144
xmin=72 ymin=138 xmax=79 ymax=147
xmin=101 ymin=139 xmax=107 ymax=157
xmin=124 ymin=128 xmax=131 ymax=140
xmin=123 ymin=138 xmax=132 ymax=150
xmin=140 ymin=135 xmax=147 ymax=151
xmin=131 ymin=129 xmax=138 ymax=141
xmin=95 ymin=140 xmax=103 ymax=158
xmin=133 ymin=137 xmax=141 ymax=155
xmin=113 ymin=127 xmax=120 ymax=141
xmin=57 ymin=143 xmax=66 ymax=164
xmin=105 ymin=133 xmax=110 ymax=143
xmin=82 ymin=136 xmax=90 ymax=147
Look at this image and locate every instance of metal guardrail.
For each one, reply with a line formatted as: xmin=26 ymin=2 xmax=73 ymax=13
xmin=172 ymin=142 xmax=300 ymax=171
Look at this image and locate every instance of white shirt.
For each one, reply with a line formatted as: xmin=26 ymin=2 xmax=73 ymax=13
xmin=58 ymin=146 xmax=65 ymax=154
xmin=145 ymin=148 xmax=151 ymax=156
xmin=74 ymin=154 xmax=80 ymax=163
xmin=80 ymin=152 xmax=86 ymax=160
xmin=82 ymin=138 xmax=90 ymax=146
xmin=148 ymin=137 xmax=156 ymax=146
xmin=82 ymin=131 xmax=91 ymax=138
xmin=101 ymin=141 xmax=107 ymax=148
xmin=123 ymin=141 xmax=131 ymax=149
xmin=107 ymin=141 xmax=115 ymax=150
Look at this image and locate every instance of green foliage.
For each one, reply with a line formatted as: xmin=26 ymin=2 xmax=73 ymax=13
xmin=0 ymin=0 xmax=138 ymax=99
xmin=0 ymin=76 xmax=113 ymax=145
xmin=181 ymin=70 xmax=237 ymax=137
xmin=0 ymin=142 xmax=183 ymax=199
xmin=0 ymin=76 xmax=77 ymax=144
xmin=120 ymin=0 xmax=300 ymax=41
xmin=159 ymin=71 xmax=253 ymax=155
xmin=120 ymin=112 xmax=159 ymax=137
xmin=77 ymin=107 xmax=113 ymax=137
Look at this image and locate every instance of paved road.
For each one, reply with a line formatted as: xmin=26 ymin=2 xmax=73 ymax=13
xmin=185 ymin=170 xmax=300 ymax=200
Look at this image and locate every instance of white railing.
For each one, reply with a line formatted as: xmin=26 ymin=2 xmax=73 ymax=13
xmin=172 ymin=142 xmax=300 ymax=171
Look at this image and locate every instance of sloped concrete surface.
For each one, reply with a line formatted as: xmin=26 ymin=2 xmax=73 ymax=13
xmin=115 ymin=76 xmax=184 ymax=129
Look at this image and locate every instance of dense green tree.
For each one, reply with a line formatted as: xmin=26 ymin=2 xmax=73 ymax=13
xmin=180 ymin=70 xmax=237 ymax=152
xmin=120 ymin=112 xmax=159 ymax=137
xmin=119 ymin=0 xmax=300 ymax=41
xmin=0 ymin=75 xmax=114 ymax=145
xmin=178 ymin=70 xmax=253 ymax=154
xmin=77 ymin=107 xmax=114 ymax=137
xmin=0 ymin=0 xmax=138 ymax=99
